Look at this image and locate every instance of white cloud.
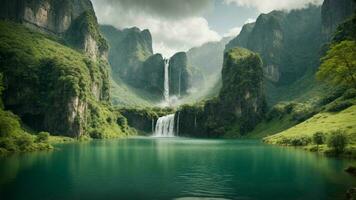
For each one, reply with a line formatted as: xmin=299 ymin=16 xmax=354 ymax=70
xmin=223 ymin=27 xmax=242 ymax=37
xmin=222 ymin=18 xmax=256 ymax=37
xmin=224 ymin=0 xmax=323 ymax=13
xmin=92 ymin=1 xmax=220 ymax=58
xmin=244 ymin=18 xmax=256 ymax=24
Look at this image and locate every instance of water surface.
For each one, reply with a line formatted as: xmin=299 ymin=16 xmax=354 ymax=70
xmin=0 ymin=137 xmax=355 ymax=200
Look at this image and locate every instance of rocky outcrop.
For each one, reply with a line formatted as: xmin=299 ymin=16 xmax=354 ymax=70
xmin=321 ymin=0 xmax=356 ymax=41
xmin=0 ymin=0 xmax=107 ymax=60
xmin=177 ymin=48 xmax=266 ymax=137
xmin=169 ymin=52 xmax=191 ymax=96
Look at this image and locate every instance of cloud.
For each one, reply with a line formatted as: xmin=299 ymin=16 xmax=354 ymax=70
xmin=223 ymin=0 xmax=323 ymax=13
xmin=94 ymin=0 xmax=212 ymax=20
xmin=223 ymin=27 xmax=242 ymax=37
xmin=92 ymin=0 xmax=220 ymax=57
xmin=223 ymin=18 xmax=256 ymax=37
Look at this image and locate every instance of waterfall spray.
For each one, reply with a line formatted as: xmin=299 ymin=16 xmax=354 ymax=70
xmin=176 ymin=112 xmax=180 ymax=136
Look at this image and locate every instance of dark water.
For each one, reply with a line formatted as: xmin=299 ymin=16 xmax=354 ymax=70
xmin=0 ymin=137 xmax=356 ymax=200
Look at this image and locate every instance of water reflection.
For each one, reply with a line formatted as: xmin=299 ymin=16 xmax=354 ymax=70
xmin=0 ymin=138 xmax=355 ymax=200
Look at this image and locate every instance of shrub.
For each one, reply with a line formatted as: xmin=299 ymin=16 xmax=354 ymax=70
xmin=318 ymin=87 xmax=346 ymax=106
xmin=16 ymin=135 xmax=34 ymax=151
xmin=327 ymin=101 xmax=353 ymax=112
xmin=36 ymin=132 xmax=50 ymax=143
xmin=343 ymin=88 xmax=356 ymax=99
xmin=313 ymin=132 xmax=325 ymax=147
xmin=290 ymin=136 xmax=311 ymax=146
xmin=0 ymin=138 xmax=19 ymax=152
xmin=327 ymin=130 xmax=348 ymax=154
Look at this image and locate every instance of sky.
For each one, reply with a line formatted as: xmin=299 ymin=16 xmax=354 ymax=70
xmin=92 ymin=0 xmax=323 ymax=57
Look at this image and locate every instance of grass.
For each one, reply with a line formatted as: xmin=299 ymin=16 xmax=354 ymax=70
xmin=111 ymin=78 xmax=158 ymax=107
xmin=264 ymin=105 xmax=356 ymax=143
xmin=245 ymin=115 xmax=297 ymax=139
xmin=263 ymin=105 xmax=356 ymax=157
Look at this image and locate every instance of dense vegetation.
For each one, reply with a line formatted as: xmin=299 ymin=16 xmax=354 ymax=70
xmin=0 ymin=21 xmax=133 ymax=142
xmin=0 ymin=73 xmax=52 ymax=154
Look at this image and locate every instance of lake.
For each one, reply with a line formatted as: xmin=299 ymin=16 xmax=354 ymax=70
xmin=0 ymin=137 xmax=355 ymax=200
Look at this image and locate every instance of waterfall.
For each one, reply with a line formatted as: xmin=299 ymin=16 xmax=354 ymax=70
xmin=154 ymin=114 xmax=175 ymax=137
xmin=164 ymin=59 xmax=170 ymax=103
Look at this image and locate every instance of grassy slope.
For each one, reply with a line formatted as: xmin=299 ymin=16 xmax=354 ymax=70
xmin=245 ymin=115 xmax=297 ymax=139
xmin=111 ymin=78 xmax=157 ymax=107
xmin=264 ymin=105 xmax=356 ymax=144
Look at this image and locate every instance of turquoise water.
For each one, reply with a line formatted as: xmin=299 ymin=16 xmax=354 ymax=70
xmin=0 ymin=137 xmax=355 ymax=200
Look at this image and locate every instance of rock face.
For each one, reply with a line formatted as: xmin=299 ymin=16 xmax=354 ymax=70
xmin=100 ymin=25 xmax=153 ymax=86
xmin=0 ymin=0 xmax=107 ymax=60
xmin=226 ymin=7 xmax=322 ymax=86
xmin=169 ymin=52 xmax=191 ymax=96
xmin=322 ymin=0 xmax=356 ymax=41
xmin=140 ymin=54 xmax=165 ymax=95
xmin=177 ymin=48 xmax=265 ymax=137
xmin=225 ymin=23 xmax=254 ymax=51
xmin=0 ymin=19 xmax=127 ymax=138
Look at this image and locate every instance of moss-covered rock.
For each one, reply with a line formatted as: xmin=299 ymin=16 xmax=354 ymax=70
xmin=177 ymin=48 xmax=266 ymax=137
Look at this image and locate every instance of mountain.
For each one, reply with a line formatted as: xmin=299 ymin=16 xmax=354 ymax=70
xmin=177 ymin=48 xmax=265 ymax=137
xmin=225 ymin=6 xmax=323 ymax=105
xmin=100 ymin=25 xmax=153 ymax=87
xmin=321 ymin=0 xmax=356 ymax=41
xmin=169 ymin=52 xmax=191 ymax=96
xmin=102 ymin=25 xmax=193 ymax=102
xmin=0 ymin=0 xmax=134 ymax=144
xmin=0 ymin=0 xmax=108 ymax=60
xmin=187 ymin=37 xmax=232 ymax=78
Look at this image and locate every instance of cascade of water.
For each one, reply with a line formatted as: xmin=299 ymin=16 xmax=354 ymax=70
xmin=154 ymin=114 xmax=175 ymax=137
xmin=164 ymin=59 xmax=170 ymax=103
xmin=176 ymin=112 xmax=180 ymax=136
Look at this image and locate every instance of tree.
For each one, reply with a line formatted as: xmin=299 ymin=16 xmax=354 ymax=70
xmin=317 ymin=40 xmax=356 ymax=88
xmin=313 ymin=132 xmax=325 ymax=150
xmin=327 ymin=130 xmax=348 ymax=154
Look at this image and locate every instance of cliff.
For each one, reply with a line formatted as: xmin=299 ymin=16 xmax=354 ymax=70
xmin=0 ymin=0 xmax=107 ymax=60
xmin=140 ymin=54 xmax=165 ymax=96
xmin=0 ymin=21 xmax=129 ymax=138
xmin=321 ymin=0 xmax=356 ymax=41
xmin=100 ymin=25 xmax=153 ymax=87
xmin=177 ymin=48 xmax=265 ymax=137
xmin=169 ymin=52 xmax=191 ymax=96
